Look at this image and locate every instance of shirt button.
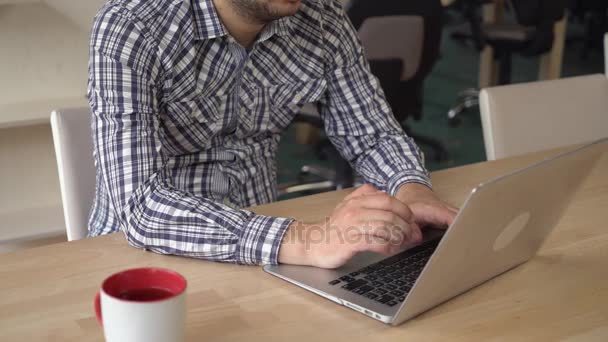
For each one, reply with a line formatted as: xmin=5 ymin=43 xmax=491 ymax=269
xmin=223 ymin=197 xmax=230 ymax=206
xmin=240 ymin=107 xmax=246 ymax=114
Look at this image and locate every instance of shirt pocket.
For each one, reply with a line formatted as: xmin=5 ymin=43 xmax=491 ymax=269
xmin=162 ymin=95 xmax=224 ymax=153
xmin=240 ymin=78 xmax=327 ymax=135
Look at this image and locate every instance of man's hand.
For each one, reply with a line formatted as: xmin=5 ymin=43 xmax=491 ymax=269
xmin=278 ymin=184 xmax=423 ymax=269
xmin=395 ymin=183 xmax=459 ymax=229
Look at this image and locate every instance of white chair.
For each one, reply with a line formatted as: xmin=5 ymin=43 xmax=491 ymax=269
xmin=50 ymin=107 xmax=95 ymax=241
xmin=479 ymin=74 xmax=608 ymax=160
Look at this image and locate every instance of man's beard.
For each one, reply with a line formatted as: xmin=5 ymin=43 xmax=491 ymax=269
xmin=228 ymin=0 xmax=298 ymax=24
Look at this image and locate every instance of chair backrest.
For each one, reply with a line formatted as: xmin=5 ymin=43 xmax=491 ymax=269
xmin=462 ymin=0 xmax=566 ymax=57
xmin=508 ymin=0 xmax=568 ymax=56
xmin=50 ymin=107 xmax=96 ymax=241
xmin=479 ymin=74 xmax=608 ymax=160
xmin=509 ymin=0 xmax=566 ymax=26
xmin=357 ymin=16 xmax=424 ymax=81
xmin=347 ymin=0 xmax=443 ymax=121
xmin=347 ymin=0 xmax=443 ymax=83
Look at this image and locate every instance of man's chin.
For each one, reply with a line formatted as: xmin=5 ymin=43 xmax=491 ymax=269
xmin=275 ymin=0 xmax=301 ymax=17
xmin=272 ymin=0 xmax=302 ymax=17
xmin=251 ymin=0 xmax=302 ymax=23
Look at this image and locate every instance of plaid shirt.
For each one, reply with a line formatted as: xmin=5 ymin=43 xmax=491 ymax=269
xmin=88 ymin=0 xmax=431 ymax=265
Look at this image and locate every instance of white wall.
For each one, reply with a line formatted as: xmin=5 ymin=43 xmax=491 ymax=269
xmin=0 ymin=124 xmax=61 ymax=214
xmin=43 ymin=0 xmax=106 ymax=30
xmin=0 ymin=3 xmax=89 ymax=105
xmin=0 ymin=1 xmax=102 ymax=242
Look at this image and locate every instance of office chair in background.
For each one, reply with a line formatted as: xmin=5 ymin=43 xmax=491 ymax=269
xmin=349 ymin=0 xmax=448 ymax=162
xmin=447 ymin=0 xmax=568 ymax=126
xmin=477 ymin=35 xmax=606 ymax=160
xmin=567 ymin=0 xmax=608 ymax=60
xmin=280 ymin=0 xmax=448 ymax=196
xmin=479 ymin=74 xmax=608 ymax=160
xmin=50 ymin=107 xmax=95 ymax=241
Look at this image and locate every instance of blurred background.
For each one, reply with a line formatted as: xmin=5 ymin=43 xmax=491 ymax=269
xmin=0 ymin=0 xmax=606 ymax=251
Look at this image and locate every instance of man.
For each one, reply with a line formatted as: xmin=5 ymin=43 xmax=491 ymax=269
xmin=88 ymin=0 xmax=457 ymax=268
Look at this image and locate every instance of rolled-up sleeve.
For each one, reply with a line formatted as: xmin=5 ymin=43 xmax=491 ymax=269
xmin=88 ymin=5 xmax=292 ymax=265
xmin=317 ymin=0 xmax=432 ymax=195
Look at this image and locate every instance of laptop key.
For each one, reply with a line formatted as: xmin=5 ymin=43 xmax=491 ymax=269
xmin=400 ymin=285 xmax=412 ymax=293
xmin=328 ymin=279 xmax=341 ymax=286
xmin=384 ymin=266 xmax=398 ymax=273
xmin=371 ymin=281 xmax=383 ymax=287
xmin=374 ymin=288 xmax=388 ymax=295
xmin=364 ymin=292 xmax=378 ymax=300
xmin=376 ymin=295 xmax=395 ymax=304
xmin=364 ymin=275 xmax=378 ymax=281
xmin=386 ymin=300 xmax=399 ymax=307
xmin=394 ymin=261 xmax=408 ymax=268
xmin=355 ymin=285 xmax=374 ymax=294
xmin=348 ymin=271 xmax=360 ymax=277
xmin=399 ymin=267 xmax=418 ymax=275
xmin=341 ymin=279 xmax=367 ymax=291
xmin=398 ymin=296 xmax=405 ymax=302
xmin=367 ymin=264 xmax=383 ymax=271
xmin=382 ymin=276 xmax=395 ymax=283
xmin=379 ymin=240 xmax=438 ymax=266
xmin=384 ymin=284 xmax=397 ymax=291
xmin=339 ymin=276 xmax=356 ymax=283
xmin=358 ymin=267 xmax=371 ymax=274
xmin=391 ymin=290 xmax=404 ymax=297
xmin=379 ymin=253 xmax=406 ymax=266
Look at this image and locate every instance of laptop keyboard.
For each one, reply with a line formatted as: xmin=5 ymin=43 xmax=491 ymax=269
xmin=328 ymin=238 xmax=440 ymax=307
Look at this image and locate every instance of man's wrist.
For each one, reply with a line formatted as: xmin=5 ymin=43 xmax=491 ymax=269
xmin=278 ymin=220 xmax=312 ymax=266
xmin=386 ymin=169 xmax=432 ymax=196
xmin=395 ymin=182 xmax=435 ymax=204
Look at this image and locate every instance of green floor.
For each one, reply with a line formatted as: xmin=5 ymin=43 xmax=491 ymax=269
xmin=277 ymin=21 xmax=605 ymax=194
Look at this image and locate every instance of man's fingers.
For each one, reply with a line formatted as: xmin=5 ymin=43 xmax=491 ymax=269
xmin=354 ymin=193 xmax=414 ymax=223
xmin=348 ymin=218 xmax=422 ymax=246
xmin=356 ymin=220 xmax=409 ymax=245
xmin=352 ymin=237 xmax=393 ymax=256
xmin=344 ymin=184 xmax=380 ymax=201
xmin=410 ymin=202 xmax=458 ymax=228
xmin=352 ymin=208 xmax=411 ymax=234
xmin=408 ymin=221 xmax=423 ymax=244
xmin=443 ymin=207 xmax=458 ymax=225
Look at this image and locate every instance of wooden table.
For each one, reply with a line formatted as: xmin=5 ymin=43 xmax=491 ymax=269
xmin=1 ymin=146 xmax=607 ymax=341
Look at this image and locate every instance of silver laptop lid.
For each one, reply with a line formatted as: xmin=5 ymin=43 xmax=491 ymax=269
xmin=392 ymin=138 xmax=607 ymax=325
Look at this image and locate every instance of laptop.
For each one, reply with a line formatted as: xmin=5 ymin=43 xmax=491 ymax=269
xmin=264 ymin=138 xmax=607 ymax=325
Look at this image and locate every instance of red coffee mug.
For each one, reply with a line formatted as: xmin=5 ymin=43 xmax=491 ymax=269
xmin=94 ymin=267 xmax=187 ymax=342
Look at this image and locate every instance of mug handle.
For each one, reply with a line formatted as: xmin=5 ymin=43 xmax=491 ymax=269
xmin=94 ymin=292 xmax=103 ymax=326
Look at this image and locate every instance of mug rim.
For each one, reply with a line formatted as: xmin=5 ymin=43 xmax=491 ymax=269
xmin=101 ymin=267 xmax=187 ymax=303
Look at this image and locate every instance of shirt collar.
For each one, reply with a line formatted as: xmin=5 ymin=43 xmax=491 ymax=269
xmin=259 ymin=16 xmax=292 ymax=41
xmin=191 ymin=0 xmax=228 ymax=40
xmin=191 ymin=0 xmax=293 ymax=41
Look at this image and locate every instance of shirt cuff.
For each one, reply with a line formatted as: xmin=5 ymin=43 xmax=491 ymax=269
xmin=235 ymin=214 xmax=294 ymax=265
xmin=387 ymin=169 xmax=433 ymax=197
